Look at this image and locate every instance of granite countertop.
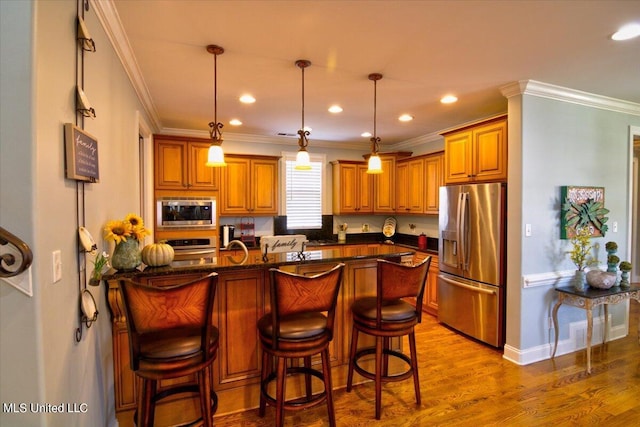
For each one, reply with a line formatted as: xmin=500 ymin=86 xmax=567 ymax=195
xmin=102 ymin=245 xmax=416 ymax=280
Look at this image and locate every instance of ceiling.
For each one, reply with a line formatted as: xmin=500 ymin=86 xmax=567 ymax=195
xmin=106 ymin=0 xmax=640 ymax=150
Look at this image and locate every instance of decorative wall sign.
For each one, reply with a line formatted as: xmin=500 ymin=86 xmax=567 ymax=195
xmin=64 ymin=123 xmax=99 ymax=182
xmin=561 ymin=186 xmax=609 ymax=239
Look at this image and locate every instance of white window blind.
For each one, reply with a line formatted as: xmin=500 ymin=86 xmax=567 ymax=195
xmin=284 ymin=156 xmax=322 ymax=229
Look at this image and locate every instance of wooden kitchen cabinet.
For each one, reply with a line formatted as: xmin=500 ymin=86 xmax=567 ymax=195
xmin=331 ymin=160 xmax=373 ymax=214
xmin=214 ymin=268 xmax=267 ymax=389
xmin=443 ymin=115 xmax=507 ymax=184
xmin=424 ymin=151 xmax=444 ymax=214
xmin=396 ymin=157 xmax=425 ymax=214
xmin=413 ymin=252 xmax=439 ymax=316
xmin=396 ymin=151 xmax=443 ymax=215
xmin=220 ymin=154 xmax=279 ymax=216
xmin=154 ymin=135 xmax=220 ymax=191
xmin=373 ymin=155 xmax=399 ymax=213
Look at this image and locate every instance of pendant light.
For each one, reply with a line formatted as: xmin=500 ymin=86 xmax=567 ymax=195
xmin=295 ymin=59 xmax=312 ymax=170
xmin=366 ymin=73 xmax=383 ymax=174
xmin=206 ymin=44 xmax=226 ymax=167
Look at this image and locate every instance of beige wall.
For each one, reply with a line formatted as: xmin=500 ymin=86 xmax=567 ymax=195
xmin=1 ymin=1 xmax=151 ymax=425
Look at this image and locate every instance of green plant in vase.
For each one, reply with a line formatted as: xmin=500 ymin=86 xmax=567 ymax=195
xmin=566 ymin=226 xmax=597 ymax=291
xmin=89 ymin=251 xmax=109 ymax=286
xmin=619 ymin=261 xmax=632 ymax=288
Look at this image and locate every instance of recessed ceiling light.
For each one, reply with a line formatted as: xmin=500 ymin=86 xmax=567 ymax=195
xmin=239 ymin=94 xmax=256 ymax=103
xmin=398 ymin=114 xmax=413 ymax=122
xmin=441 ymin=95 xmax=458 ymax=104
xmin=611 ymin=23 xmax=640 ymax=41
xmin=229 ymin=119 xmax=242 ymax=126
xmin=328 ymin=105 xmax=343 ymax=113
xmin=361 ymin=132 xmax=372 ymax=138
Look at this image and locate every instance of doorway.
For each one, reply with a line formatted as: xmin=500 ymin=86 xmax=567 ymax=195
xmin=631 ymin=127 xmax=639 ymax=283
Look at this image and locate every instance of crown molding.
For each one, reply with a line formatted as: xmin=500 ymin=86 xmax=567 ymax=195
xmin=500 ymin=80 xmax=640 ymax=116
xmin=159 ymin=128 xmax=369 ymax=151
xmin=92 ymin=0 xmax=162 ymax=131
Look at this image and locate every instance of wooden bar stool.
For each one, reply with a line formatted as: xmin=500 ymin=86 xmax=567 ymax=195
xmin=346 ymin=257 xmax=431 ymax=419
xmin=257 ymin=263 xmax=345 ymax=427
xmin=118 ymin=272 xmax=219 ymax=427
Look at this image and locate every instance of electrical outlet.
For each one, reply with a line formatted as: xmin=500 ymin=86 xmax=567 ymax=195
xmin=613 ymin=221 xmax=618 ymax=233
xmin=525 ymin=224 xmax=532 ymax=237
xmin=52 ymin=250 xmax=62 ymax=283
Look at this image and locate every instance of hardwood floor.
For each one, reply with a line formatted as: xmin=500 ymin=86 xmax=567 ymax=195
xmin=213 ymin=300 xmax=640 ymax=426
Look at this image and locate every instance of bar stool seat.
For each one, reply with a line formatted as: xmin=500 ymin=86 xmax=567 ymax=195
xmin=258 ymin=263 xmax=345 ymax=427
xmin=347 ymin=257 xmax=431 ymax=419
xmin=119 ymin=272 xmax=219 ymax=427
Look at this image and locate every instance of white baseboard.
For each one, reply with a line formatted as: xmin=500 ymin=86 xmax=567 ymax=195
xmin=503 ymin=314 xmax=629 ymax=365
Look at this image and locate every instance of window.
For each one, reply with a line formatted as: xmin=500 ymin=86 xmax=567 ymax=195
xmin=283 ymin=152 xmax=324 ymax=229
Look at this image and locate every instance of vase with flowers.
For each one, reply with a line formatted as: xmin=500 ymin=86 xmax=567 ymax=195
xmin=104 ymin=213 xmax=150 ymax=271
xmin=566 ymin=226 xmax=597 ymax=291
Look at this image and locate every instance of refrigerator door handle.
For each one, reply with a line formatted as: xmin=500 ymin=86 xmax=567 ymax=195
xmin=455 ymin=192 xmax=464 ymax=268
xmin=439 ymin=275 xmax=497 ymax=296
xmin=459 ymin=192 xmax=470 ymax=270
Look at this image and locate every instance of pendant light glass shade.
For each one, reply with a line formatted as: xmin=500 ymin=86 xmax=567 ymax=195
xmin=295 ymin=148 xmax=311 ymax=170
xmin=367 ymin=152 xmax=383 ymax=174
xmin=206 ymin=44 xmax=226 ymax=167
xmin=206 ymin=144 xmax=226 ymax=167
xmin=366 ymin=73 xmax=384 ymax=174
xmin=294 ymin=60 xmax=312 ymax=170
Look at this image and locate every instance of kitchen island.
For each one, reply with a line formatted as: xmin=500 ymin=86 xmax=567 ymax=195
xmin=103 ymin=244 xmax=415 ymax=425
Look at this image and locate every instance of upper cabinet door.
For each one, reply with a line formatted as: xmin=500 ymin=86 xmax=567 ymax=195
xmin=251 ymin=158 xmax=278 ymax=214
xmin=188 ymin=142 xmax=220 ymax=190
xmin=155 ymin=139 xmax=187 ymax=189
xmin=443 ymin=130 xmax=473 ymax=184
xmin=331 ymin=161 xmax=373 ymax=214
xmin=424 ymin=152 xmax=443 ymax=215
xmin=374 ymin=156 xmax=397 ymax=213
xmin=473 ymin=119 xmax=507 ymax=182
xmin=220 ymin=156 xmax=251 ymax=214
xmin=396 ymin=157 xmax=425 ymax=214
xmin=443 ymin=116 xmax=507 ymax=184
xmin=154 ymin=136 xmax=219 ymax=191
xmin=220 ymin=155 xmax=279 ymax=216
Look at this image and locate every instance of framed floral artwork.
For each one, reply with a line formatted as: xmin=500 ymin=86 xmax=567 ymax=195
xmin=560 ymin=186 xmax=609 ymax=239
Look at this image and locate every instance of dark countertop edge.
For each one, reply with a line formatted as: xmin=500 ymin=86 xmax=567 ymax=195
xmin=102 ymin=248 xmax=416 ymax=280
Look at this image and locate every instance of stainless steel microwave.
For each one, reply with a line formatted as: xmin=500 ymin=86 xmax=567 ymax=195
xmin=156 ymin=197 xmax=216 ymax=229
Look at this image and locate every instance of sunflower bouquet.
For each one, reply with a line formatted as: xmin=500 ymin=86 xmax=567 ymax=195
xmin=104 ymin=213 xmax=151 ymax=243
xmin=104 ymin=214 xmax=151 ymax=271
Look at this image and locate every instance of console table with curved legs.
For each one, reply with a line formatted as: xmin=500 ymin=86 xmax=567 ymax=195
xmin=551 ymin=284 xmax=640 ymax=374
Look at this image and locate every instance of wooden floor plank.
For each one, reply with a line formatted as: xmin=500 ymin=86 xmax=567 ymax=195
xmin=211 ymin=299 xmax=640 ymax=426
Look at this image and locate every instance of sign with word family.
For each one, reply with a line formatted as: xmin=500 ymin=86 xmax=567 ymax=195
xmin=260 ymin=235 xmax=308 ymax=254
xmin=64 ymin=123 xmax=99 ymax=182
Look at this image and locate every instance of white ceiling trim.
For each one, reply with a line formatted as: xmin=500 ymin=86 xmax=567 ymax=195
xmin=501 ymin=80 xmax=640 ymax=116
xmin=92 ymin=0 xmax=162 ymax=131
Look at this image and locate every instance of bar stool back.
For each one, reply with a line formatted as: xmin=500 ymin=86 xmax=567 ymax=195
xmin=346 ymin=257 xmax=431 ymax=419
xmin=257 ymin=263 xmax=345 ymax=427
xmin=119 ymin=272 xmax=218 ymax=427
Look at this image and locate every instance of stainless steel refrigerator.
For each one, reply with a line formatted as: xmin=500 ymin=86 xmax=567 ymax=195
xmin=437 ymin=182 xmax=506 ymax=347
